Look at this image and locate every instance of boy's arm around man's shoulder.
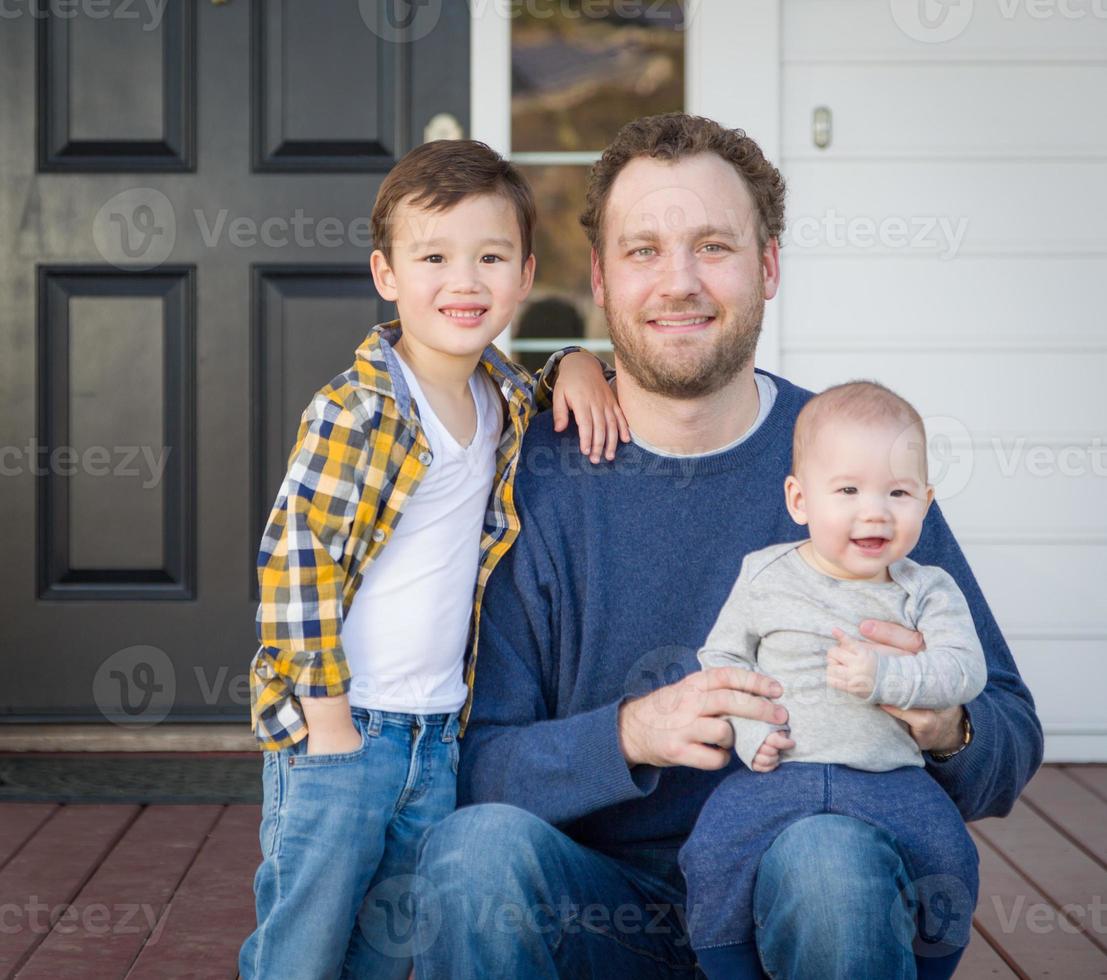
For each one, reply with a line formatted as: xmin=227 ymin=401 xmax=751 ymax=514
xmin=251 ymin=390 xmax=374 ymax=751
xmin=910 ymin=503 xmax=1044 ymax=821
xmin=516 ymin=346 xmax=615 ymax=413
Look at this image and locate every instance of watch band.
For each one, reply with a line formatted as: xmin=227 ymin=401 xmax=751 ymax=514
xmin=930 ymin=711 xmax=974 ymax=762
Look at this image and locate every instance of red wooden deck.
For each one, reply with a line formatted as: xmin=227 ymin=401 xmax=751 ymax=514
xmin=1 ymin=764 xmax=1104 ymax=978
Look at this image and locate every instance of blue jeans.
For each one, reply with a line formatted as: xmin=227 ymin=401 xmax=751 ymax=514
xmin=680 ymin=763 xmax=978 ymax=979
xmin=413 ymin=802 xmax=970 ymax=979
xmin=239 ymin=708 xmax=459 ymax=980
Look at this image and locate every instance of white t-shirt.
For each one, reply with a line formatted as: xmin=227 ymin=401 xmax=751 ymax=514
xmin=341 ymin=359 xmax=502 ymax=713
xmin=630 ymin=373 xmax=778 ymax=458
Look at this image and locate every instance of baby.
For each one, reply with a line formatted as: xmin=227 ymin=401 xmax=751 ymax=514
xmin=679 ymin=380 xmax=986 ymax=977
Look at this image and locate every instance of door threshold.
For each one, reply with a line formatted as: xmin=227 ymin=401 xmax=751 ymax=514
xmin=0 ymin=724 xmax=258 ymax=753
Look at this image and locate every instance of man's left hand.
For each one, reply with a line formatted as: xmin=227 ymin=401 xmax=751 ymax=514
xmin=856 ymin=618 xmax=966 ymax=756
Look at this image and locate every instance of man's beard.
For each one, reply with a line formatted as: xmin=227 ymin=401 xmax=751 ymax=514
xmin=604 ymin=283 xmax=765 ymax=400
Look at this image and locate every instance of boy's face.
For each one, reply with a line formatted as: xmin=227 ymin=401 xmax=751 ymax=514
xmin=784 ymin=419 xmax=936 ymax=582
xmin=370 ymin=193 xmax=535 ymax=360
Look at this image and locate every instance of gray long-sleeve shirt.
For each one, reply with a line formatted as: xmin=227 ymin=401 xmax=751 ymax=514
xmin=698 ymin=540 xmax=989 ymax=772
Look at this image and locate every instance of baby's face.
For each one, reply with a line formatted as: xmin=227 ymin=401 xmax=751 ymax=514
xmin=788 ymin=419 xmax=934 ymax=581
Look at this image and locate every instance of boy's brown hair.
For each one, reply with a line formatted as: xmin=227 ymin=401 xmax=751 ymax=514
xmin=792 ymin=380 xmax=928 ymax=479
xmin=580 ymin=112 xmax=786 ymax=254
xmin=371 ymin=140 xmax=536 ymax=264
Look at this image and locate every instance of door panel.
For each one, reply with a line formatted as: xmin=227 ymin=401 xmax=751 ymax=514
xmin=0 ymin=0 xmax=469 ymax=722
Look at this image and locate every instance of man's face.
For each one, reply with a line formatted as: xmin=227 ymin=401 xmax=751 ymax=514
xmin=591 ymin=154 xmax=779 ymax=399
xmin=371 ymin=193 xmax=535 ymax=360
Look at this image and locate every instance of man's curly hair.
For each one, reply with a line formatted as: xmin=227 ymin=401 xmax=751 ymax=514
xmin=580 ymin=112 xmax=786 ymax=254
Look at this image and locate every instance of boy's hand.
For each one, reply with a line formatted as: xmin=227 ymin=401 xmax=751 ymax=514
xmin=750 ymin=730 xmax=793 ymax=773
xmin=833 ymin=619 xmax=965 ymax=753
xmin=305 ymin=723 xmax=362 ymax=756
xmin=552 ymin=352 xmax=630 ymax=463
xmin=301 ymin=694 xmax=362 ymax=756
xmin=825 ymin=627 xmax=879 ymax=699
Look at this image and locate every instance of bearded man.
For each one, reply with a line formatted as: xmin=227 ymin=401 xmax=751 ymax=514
xmin=411 ymin=113 xmax=1041 ymax=980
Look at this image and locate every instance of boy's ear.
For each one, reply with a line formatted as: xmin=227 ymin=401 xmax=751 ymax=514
xmin=370 ymin=249 xmax=398 ymax=301
xmin=923 ymin=484 xmax=936 ymax=512
xmin=784 ymin=474 xmax=808 ymax=526
xmin=518 ymin=253 xmax=536 ymax=298
xmin=590 ymin=248 xmax=606 ymax=308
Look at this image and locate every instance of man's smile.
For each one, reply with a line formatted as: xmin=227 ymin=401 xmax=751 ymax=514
xmin=646 ymin=314 xmax=716 ymax=334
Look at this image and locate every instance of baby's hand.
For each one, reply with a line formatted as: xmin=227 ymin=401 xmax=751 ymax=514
xmin=826 ymin=627 xmax=879 ymax=700
xmin=750 ymin=730 xmax=793 ymax=773
xmin=551 ymin=352 xmax=630 ymax=463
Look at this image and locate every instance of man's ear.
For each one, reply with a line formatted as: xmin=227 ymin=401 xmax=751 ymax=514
xmin=590 ymin=247 xmax=606 ymax=308
xmin=370 ymin=249 xmax=398 ymax=302
xmin=784 ymin=474 xmax=808 ymax=526
xmin=762 ymin=237 xmax=781 ymax=302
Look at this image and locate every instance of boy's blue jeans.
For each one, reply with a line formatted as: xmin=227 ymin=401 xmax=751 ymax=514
xmin=680 ymin=762 xmax=979 ymax=979
xmin=239 ymin=707 xmax=459 ymax=980
xmin=413 ymin=797 xmax=971 ymax=980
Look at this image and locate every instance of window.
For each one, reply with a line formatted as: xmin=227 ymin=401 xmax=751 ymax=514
xmin=507 ymin=1 xmax=687 ymax=371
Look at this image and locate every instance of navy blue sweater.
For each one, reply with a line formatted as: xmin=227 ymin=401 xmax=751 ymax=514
xmin=459 ymin=370 xmax=1043 ymax=852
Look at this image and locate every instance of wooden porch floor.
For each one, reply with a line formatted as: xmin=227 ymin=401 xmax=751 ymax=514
xmin=0 ymin=764 xmax=1104 ymax=978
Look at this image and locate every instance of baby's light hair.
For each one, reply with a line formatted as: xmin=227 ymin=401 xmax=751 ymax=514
xmin=792 ymin=380 xmax=928 ymax=480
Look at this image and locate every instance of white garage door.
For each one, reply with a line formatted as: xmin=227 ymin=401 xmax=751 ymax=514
xmin=696 ymin=0 xmax=1107 ymax=761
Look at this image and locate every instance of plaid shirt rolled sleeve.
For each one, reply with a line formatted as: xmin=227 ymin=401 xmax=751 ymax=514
xmin=251 ymin=392 xmax=378 ymax=749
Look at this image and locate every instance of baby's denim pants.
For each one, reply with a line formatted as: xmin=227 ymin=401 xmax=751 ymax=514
xmin=679 ymin=762 xmax=979 ymax=979
xmin=239 ymin=707 xmax=460 ymax=980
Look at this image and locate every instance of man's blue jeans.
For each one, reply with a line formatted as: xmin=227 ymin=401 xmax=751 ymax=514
xmin=412 ymin=803 xmax=968 ymax=979
xmin=239 ymin=708 xmax=459 ymax=980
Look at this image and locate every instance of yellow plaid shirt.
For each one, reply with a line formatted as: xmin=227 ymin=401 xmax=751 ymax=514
xmin=250 ymin=320 xmax=573 ymax=750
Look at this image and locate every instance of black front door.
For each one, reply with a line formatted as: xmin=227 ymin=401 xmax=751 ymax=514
xmin=0 ymin=0 xmax=469 ymax=725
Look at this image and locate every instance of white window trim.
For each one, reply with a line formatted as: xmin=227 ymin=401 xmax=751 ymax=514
xmin=470 ymin=1 xmax=782 ymax=370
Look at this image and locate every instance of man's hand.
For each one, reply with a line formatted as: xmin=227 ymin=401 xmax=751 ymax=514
xmin=881 ymin=703 xmax=965 ymax=754
xmin=856 ymin=619 xmax=967 ymax=755
xmin=618 ymin=667 xmax=789 ymax=770
xmin=751 ymin=730 xmax=793 ymax=773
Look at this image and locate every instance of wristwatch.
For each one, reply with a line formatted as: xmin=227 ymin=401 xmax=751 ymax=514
xmin=929 ymin=710 xmax=974 ymax=762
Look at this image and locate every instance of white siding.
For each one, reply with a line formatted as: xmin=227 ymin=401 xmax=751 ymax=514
xmin=778 ymin=0 xmax=1107 ymax=760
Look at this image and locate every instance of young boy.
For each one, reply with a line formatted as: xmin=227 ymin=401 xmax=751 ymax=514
xmin=239 ymin=140 xmax=627 ymax=980
xmin=679 ymin=381 xmax=987 ymax=978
